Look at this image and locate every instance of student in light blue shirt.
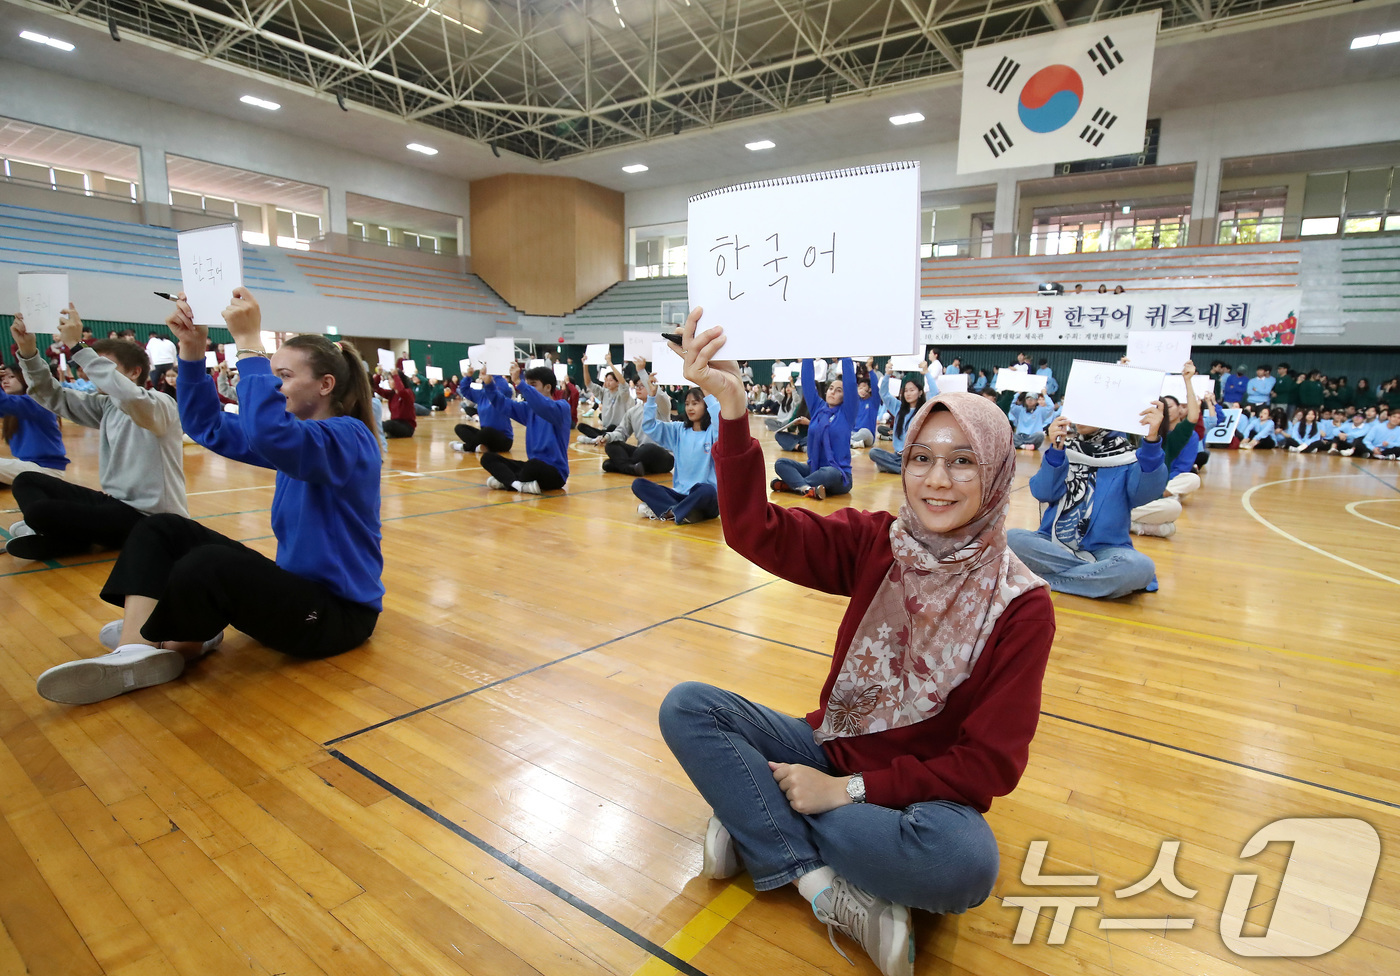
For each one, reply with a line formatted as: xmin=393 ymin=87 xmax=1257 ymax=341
xmin=869 ymin=374 xmax=926 ymax=474
xmin=1035 ymin=360 xmax=1058 ymax=396
xmin=1238 ymin=404 xmax=1278 ymax=449
xmin=1285 ymin=409 xmax=1327 ymax=453
xmin=1245 ymin=366 xmax=1276 ymax=405
xmin=1008 ymin=393 xmax=1054 ymax=451
xmin=632 ymin=381 xmax=722 ymax=524
xmin=1356 ymin=415 xmax=1400 ymax=458
xmin=1330 ymin=412 xmax=1373 ymax=455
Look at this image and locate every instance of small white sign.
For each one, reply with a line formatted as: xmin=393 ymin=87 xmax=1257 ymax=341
xmin=459 ymin=358 xmax=473 ymax=376
xmin=377 ymin=348 xmax=396 ymax=371
xmin=995 ymin=368 xmax=1048 ymax=395
xmin=584 ymin=343 xmax=610 ymax=364
xmin=624 ymin=331 xmax=658 ymax=360
xmin=887 ymin=354 xmax=922 ymax=371
xmin=1159 ymin=373 xmax=1213 ymax=402
xmin=484 ymin=337 xmax=515 ymax=375
xmin=1127 ymin=330 xmax=1194 ymax=374
xmin=204 ymin=350 xmax=218 ymax=368
xmin=17 ymin=272 xmax=68 ymax=333
xmin=176 ymin=224 xmax=244 ymax=326
xmin=1062 ymin=360 xmax=1166 ymax=435
xmin=553 ymin=363 xmax=569 ymax=383
xmin=1205 ymin=408 xmax=1243 ymax=445
xmin=935 ymin=373 xmax=969 ymax=394
xmin=426 ymin=365 xmax=443 ymax=382
xmin=652 ymin=339 xmax=691 ymax=386
xmin=223 ymin=343 xmax=239 ymax=363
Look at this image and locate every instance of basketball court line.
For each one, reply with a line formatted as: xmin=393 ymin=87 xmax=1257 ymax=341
xmin=1350 ymin=460 xmax=1400 ymax=494
xmin=1240 ymin=474 xmax=1400 ymax=586
xmin=1346 ymin=499 xmax=1400 ymax=531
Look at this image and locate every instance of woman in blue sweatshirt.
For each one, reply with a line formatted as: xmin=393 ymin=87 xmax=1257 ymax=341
xmin=36 ymin=288 xmax=384 ymax=705
xmin=1285 ymin=409 xmax=1325 ymax=453
xmin=1007 ymin=406 xmax=1168 ymax=599
xmin=478 ymin=362 xmax=571 ymax=493
xmin=0 ymin=365 xmax=69 ymax=484
xmin=772 ymin=357 xmax=858 ymax=500
xmin=869 ymin=374 xmax=925 ymax=475
xmin=452 ymin=365 xmax=514 ymax=454
xmin=632 ymin=380 xmax=722 ymax=525
xmin=849 ymin=372 xmax=881 ymax=449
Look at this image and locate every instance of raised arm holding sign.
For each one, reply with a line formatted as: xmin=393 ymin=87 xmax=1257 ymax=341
xmin=176 ymin=224 xmax=244 ymax=326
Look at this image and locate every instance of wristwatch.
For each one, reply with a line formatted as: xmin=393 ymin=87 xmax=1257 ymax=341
xmin=845 ymin=773 xmax=866 ymax=804
xmin=67 ymin=341 xmax=88 ymax=357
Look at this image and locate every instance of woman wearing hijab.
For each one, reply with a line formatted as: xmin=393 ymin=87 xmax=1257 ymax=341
xmin=656 ymin=309 xmax=1056 ymax=976
xmin=1006 ymin=409 xmax=1167 ymax=599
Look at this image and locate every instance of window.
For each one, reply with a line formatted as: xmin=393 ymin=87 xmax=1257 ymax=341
xmin=1026 ymin=198 xmax=1190 ymax=255
xmin=1301 ymin=216 xmax=1340 ymax=236
xmin=1216 ymin=187 xmax=1287 ymax=244
xmin=629 ymin=222 xmax=687 ymax=278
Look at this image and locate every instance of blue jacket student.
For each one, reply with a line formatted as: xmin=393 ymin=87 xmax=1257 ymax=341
xmin=1169 ymin=428 xmax=1200 ymax=477
xmin=1028 ymin=438 xmax=1168 ymax=554
xmin=1319 ymin=416 xmax=1338 ymax=439
xmin=852 ymin=385 xmax=880 ymax=437
xmin=1223 ymin=372 xmax=1249 ymax=404
xmin=1246 ymin=374 xmax=1276 ymax=405
xmin=641 ymin=395 xmax=720 ymax=494
xmin=483 ymin=377 xmax=571 ymax=478
xmin=1241 ymin=414 xmax=1275 ymax=442
xmin=1008 ymin=402 xmax=1054 ymax=437
xmin=0 ymin=388 xmax=70 ymax=474
xmin=1362 ymin=421 xmax=1400 ymax=454
xmin=177 ymin=355 xmax=385 ymax=611
xmin=1287 ymin=420 xmax=1322 ymax=450
xmin=1336 ymin=416 xmax=1371 ymax=443
xmin=801 ymin=357 xmax=859 ymax=488
xmin=459 ymin=376 xmax=514 ymax=435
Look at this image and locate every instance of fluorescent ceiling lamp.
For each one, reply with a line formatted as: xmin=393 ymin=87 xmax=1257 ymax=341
xmin=1122 ymin=205 xmax=1131 ymax=213
xmin=240 ymin=94 xmax=281 ymax=111
xmin=406 ymin=143 xmax=439 ymax=155
xmin=19 ymin=30 xmax=75 ymax=51
xmin=622 ymin=163 xmax=649 ymax=174
xmin=407 ymin=0 xmax=482 ymax=33
xmin=1350 ymin=32 xmax=1397 ymax=48
xmin=745 ymin=139 xmax=776 ymax=151
xmin=889 ymin=112 xmax=925 ymax=126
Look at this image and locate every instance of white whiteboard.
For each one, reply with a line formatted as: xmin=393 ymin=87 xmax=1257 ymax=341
xmin=1126 ymin=330 xmax=1193 ymax=374
xmin=624 ymin=331 xmax=658 ymax=360
xmin=935 ymin=373 xmax=969 ymax=394
xmin=426 ymin=366 xmax=443 ymax=382
xmin=377 ymin=348 xmax=395 ymax=371
xmin=686 ymin=162 xmax=921 ymax=360
xmin=1159 ymin=374 xmax=1213 ymax=402
xmin=484 ymin=337 xmax=515 ymax=375
xmin=994 ymin=368 xmax=1047 ymax=395
xmin=176 ymin=224 xmax=244 ymax=326
xmin=584 ymin=343 xmax=609 ymax=364
xmin=17 ymin=272 xmax=68 ymax=333
xmin=402 ymin=359 xmax=418 ymax=376
xmin=1061 ymin=360 xmax=1166 ymax=435
xmin=652 ymin=340 xmax=692 ymax=386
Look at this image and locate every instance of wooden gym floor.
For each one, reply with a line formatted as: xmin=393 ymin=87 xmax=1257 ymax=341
xmin=1 ymin=408 xmax=1397 ymax=976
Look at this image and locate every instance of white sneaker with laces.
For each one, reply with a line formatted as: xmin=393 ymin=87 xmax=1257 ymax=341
xmin=576 ymin=435 xmax=597 ymax=445
xmin=637 ymin=503 xmax=659 ymax=520
xmin=1340 ymin=448 xmax=1356 ymax=457
xmin=451 ymin=441 xmax=467 ymax=453
xmin=99 ymin=619 xmax=123 ymax=650
xmin=8 ymin=519 xmax=34 ymax=539
xmin=36 ymin=644 xmax=186 ymax=705
xmin=811 ymin=876 xmax=913 ymax=976
xmin=486 ymin=476 xmax=507 ymax=490
xmin=517 ymin=481 xmax=542 ymax=494
xmin=701 ymin=816 xmax=740 ymax=879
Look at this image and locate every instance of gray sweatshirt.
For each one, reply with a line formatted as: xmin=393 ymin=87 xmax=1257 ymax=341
xmin=22 ymin=347 xmax=188 ymax=517
xmin=605 ymin=374 xmax=671 ymax=448
xmin=586 ymin=368 xmax=633 ymax=428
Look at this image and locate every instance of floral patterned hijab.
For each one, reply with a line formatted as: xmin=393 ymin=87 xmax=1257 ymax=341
xmin=814 ymin=393 xmax=1046 ymax=743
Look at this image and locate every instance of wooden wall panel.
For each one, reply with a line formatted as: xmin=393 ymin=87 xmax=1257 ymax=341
xmin=469 ymin=174 xmax=622 ymax=316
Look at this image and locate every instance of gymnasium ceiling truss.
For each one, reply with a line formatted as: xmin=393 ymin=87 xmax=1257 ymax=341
xmin=19 ymin=0 xmax=1350 ymax=160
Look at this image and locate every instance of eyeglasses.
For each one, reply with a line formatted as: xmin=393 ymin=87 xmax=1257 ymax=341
xmin=904 ymin=448 xmax=982 ymax=482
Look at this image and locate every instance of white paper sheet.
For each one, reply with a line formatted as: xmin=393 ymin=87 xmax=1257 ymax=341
xmin=887 ymin=354 xmax=922 ymax=371
xmin=584 ymin=343 xmax=610 ymax=364
xmin=936 ymin=373 xmax=969 ymax=394
xmin=1205 ymin=408 xmax=1243 ymax=445
xmin=204 ymin=351 xmax=218 ymax=368
xmin=426 ymin=365 xmax=443 ymax=382
xmin=553 ymin=363 xmax=569 ymax=383
xmin=459 ymin=358 xmax=473 ymax=376
xmin=994 ymin=368 xmax=1048 ymax=394
xmin=484 ymin=337 xmax=515 ymax=375
xmin=402 ymin=359 xmax=418 ymax=377
xmin=377 ymin=348 xmax=396 ymax=371
xmin=17 ymin=272 xmax=68 ymax=333
xmin=1062 ymin=360 xmax=1167 ymax=435
xmin=1126 ymin=330 xmax=1194 ymax=374
xmin=652 ymin=340 xmax=691 ymax=386
xmin=176 ymin=224 xmax=244 ymax=326
xmin=1159 ymin=374 xmax=1213 ymax=402
xmin=771 ymin=362 xmax=792 ymax=384
xmin=686 ymin=162 xmax=921 ymax=359
xmin=624 ymin=331 xmax=658 ymax=360
xmin=223 ymin=343 xmax=239 ymax=363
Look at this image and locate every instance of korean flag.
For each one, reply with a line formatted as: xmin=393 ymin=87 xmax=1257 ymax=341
xmin=957 ymin=10 xmax=1160 ymax=174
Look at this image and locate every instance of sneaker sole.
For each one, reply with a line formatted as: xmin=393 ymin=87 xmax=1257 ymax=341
xmin=37 ymin=649 xmax=185 ymax=705
xmin=701 ymin=818 xmax=739 ymax=880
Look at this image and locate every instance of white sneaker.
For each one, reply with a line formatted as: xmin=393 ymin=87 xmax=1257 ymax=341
xmin=451 ymin=441 xmax=467 ymax=453
xmin=36 ymin=644 xmax=186 ymax=705
xmin=812 ymin=876 xmax=913 ymax=976
xmin=1289 ymin=445 xmax=1302 ymax=453
xmin=576 ymin=435 xmax=597 ymax=445
xmin=701 ymin=816 xmax=740 ymax=879
xmin=485 ymin=476 xmax=506 ymax=490
xmin=1340 ymin=448 xmax=1355 ymax=457
xmin=1132 ymin=521 xmax=1177 ymax=538
xmin=8 ymin=519 xmax=34 ymax=539
xmin=99 ymin=619 xmax=123 ymax=650
xmin=637 ymin=503 xmax=659 ymax=520
xmin=517 ymin=481 xmax=542 ymax=494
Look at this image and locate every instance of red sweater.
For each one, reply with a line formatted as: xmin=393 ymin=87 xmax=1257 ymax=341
xmin=713 ymin=416 xmax=1056 ymax=812
xmin=381 ymin=374 xmax=417 ymax=428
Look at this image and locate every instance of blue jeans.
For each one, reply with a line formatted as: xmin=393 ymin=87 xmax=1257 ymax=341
xmin=1006 ymin=528 xmax=1156 ymax=599
xmin=658 ymin=682 xmax=1001 ymax=914
xmin=632 ymin=480 xmax=719 ymax=524
xmin=774 ymin=458 xmax=850 ymax=496
xmin=868 ymin=448 xmax=902 ymax=474
xmin=775 ymin=430 xmax=807 ymax=453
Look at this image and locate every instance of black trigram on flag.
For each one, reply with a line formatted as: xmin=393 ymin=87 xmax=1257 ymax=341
xmin=1079 ymin=108 xmax=1117 ymax=147
xmin=1088 ymin=35 xmax=1125 ymax=75
xmin=983 ymin=122 xmax=1014 ymax=158
xmin=987 ymin=56 xmax=1020 ymax=94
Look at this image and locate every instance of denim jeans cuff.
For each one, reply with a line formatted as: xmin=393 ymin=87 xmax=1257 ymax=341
xmin=752 ymin=858 xmax=828 ymax=892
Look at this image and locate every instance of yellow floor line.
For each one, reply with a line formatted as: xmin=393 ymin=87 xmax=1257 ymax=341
xmin=1053 ymin=604 xmax=1400 ymax=677
xmin=632 ymin=883 xmax=755 ymax=976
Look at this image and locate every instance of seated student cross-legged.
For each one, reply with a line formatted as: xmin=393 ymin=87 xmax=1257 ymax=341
xmin=602 ymin=359 xmax=676 ymax=477
xmin=773 ymin=357 xmax=858 ymax=499
xmin=0 ymin=361 xmax=69 ymax=485
xmin=478 ymin=362 xmax=571 ymax=494
xmin=8 ymin=305 xmax=187 ymax=561
xmin=1007 ymin=407 xmax=1168 ymax=599
xmin=452 ymin=365 xmax=515 ymax=455
xmin=35 ymin=288 xmax=384 ymax=705
xmin=631 ymin=371 xmax=721 ymax=525
xmin=658 ymin=308 xmax=1055 ymax=976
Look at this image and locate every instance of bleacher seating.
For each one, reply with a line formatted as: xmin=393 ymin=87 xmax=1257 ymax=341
xmin=565 ymin=277 xmax=687 ymax=331
xmin=0 ymin=202 xmax=290 ymax=292
xmin=290 ymin=251 xmax=517 ymax=327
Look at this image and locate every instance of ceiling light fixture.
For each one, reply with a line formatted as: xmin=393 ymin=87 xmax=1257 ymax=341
xmin=622 ymin=164 xmax=649 ymax=174
xmin=889 ymin=112 xmax=925 ymax=126
xmin=240 ymin=94 xmax=281 ymax=111
xmin=19 ymin=30 xmax=75 ymax=52
xmin=745 ymin=139 xmax=776 ymax=151
xmin=406 ymin=0 xmax=482 ymax=34
xmin=1351 ymin=31 xmax=1399 ymax=49
xmin=407 ymin=143 xmax=439 ymax=155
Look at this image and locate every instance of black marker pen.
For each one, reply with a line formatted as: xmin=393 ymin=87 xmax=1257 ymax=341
xmin=153 ymin=291 xmax=179 ymax=301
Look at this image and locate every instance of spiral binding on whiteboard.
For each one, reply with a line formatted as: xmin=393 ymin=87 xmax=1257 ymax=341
xmin=688 ymin=161 xmax=918 ymax=203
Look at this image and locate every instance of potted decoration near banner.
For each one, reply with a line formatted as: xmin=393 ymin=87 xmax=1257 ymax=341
xmin=1224 ymin=311 xmax=1297 ymax=346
